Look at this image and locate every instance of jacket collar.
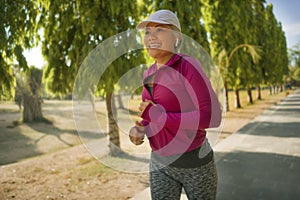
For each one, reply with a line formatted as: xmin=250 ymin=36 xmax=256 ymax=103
xmin=145 ymin=53 xmax=184 ymax=78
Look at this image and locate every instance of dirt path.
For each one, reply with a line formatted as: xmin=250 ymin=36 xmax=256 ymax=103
xmin=0 ymin=91 xmax=288 ymax=200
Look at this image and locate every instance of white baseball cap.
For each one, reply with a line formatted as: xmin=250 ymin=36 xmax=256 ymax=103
xmin=136 ymin=10 xmax=181 ymax=32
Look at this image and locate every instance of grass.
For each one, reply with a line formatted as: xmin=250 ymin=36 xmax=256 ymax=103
xmin=70 ymin=159 xmax=114 ymax=185
xmin=227 ymin=88 xmax=278 ymax=111
xmin=0 ymin=90 xmax=292 ymax=199
xmin=0 ymin=89 xmax=288 ymax=166
xmin=76 ymin=162 xmax=113 ymax=177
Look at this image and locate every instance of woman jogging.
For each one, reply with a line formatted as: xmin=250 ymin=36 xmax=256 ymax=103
xmin=129 ymin=10 xmax=222 ymax=200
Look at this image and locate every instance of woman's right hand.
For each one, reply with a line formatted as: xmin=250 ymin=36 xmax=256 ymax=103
xmin=129 ymin=121 xmax=145 ymax=145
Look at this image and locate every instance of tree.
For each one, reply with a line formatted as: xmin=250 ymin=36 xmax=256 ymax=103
xmin=276 ymin=23 xmax=289 ymax=91
xmin=217 ymin=44 xmax=261 ymax=110
xmin=262 ymin=4 xmax=289 ymax=94
xmin=0 ymin=0 xmax=44 ymax=121
xmin=292 ymin=68 xmax=300 ymax=82
xmin=202 ymin=0 xmax=288 ymax=109
xmin=289 ymin=42 xmax=300 ymax=85
xmin=244 ymin=0 xmax=266 ymax=102
xmin=251 ymin=0 xmax=267 ymax=100
xmin=15 ymin=66 xmax=44 ymax=122
xmin=289 ymin=42 xmax=300 ymax=68
xmin=40 ymin=0 xmax=145 ymax=155
xmin=202 ymin=0 xmax=259 ymax=109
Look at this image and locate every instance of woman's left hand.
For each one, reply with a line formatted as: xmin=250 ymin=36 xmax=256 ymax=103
xmin=129 ymin=121 xmax=145 ymax=145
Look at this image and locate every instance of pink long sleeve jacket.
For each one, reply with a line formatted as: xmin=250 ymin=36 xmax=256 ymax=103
xmin=140 ymin=53 xmax=221 ymax=156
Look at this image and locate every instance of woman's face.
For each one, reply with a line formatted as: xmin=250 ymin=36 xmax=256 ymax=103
xmin=143 ymin=22 xmax=177 ymax=61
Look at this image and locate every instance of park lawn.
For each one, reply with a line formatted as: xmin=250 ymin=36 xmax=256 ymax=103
xmin=0 ymin=89 xmax=290 ymax=199
xmin=0 ymin=88 xmax=286 ymax=165
xmin=227 ymin=88 xmax=276 ymax=111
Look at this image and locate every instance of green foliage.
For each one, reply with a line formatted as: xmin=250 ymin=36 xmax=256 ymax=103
xmin=260 ymin=4 xmax=289 ymax=85
xmin=14 ymin=66 xmax=43 ymax=96
xmin=285 ymin=42 xmax=300 ymax=85
xmin=0 ymin=0 xmax=39 ymax=98
xmin=289 ymin=42 xmax=300 ymax=68
xmin=289 ymin=43 xmax=300 ymax=83
xmin=1 ymin=0 xmax=290 ymax=99
xmin=202 ymin=0 xmax=288 ymax=90
xmin=293 ymin=68 xmax=300 ymax=82
xmin=41 ymin=0 xmax=145 ymax=97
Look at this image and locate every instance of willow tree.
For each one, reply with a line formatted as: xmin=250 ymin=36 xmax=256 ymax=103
xmin=0 ymin=0 xmax=44 ymax=121
xmin=14 ymin=66 xmax=44 ymax=122
xmin=40 ymin=0 xmax=145 ymax=155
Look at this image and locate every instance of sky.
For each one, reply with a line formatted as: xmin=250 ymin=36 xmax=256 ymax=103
xmin=24 ymin=45 xmax=45 ymax=68
xmin=267 ymin=0 xmax=300 ymax=48
xmin=24 ymin=1 xmax=300 ymax=68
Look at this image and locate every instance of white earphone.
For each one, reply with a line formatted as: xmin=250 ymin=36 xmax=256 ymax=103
xmin=175 ymin=38 xmax=179 ymax=47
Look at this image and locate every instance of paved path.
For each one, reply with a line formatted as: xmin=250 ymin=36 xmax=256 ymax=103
xmin=131 ymin=90 xmax=300 ymax=200
xmin=214 ymin=89 xmax=300 ymax=200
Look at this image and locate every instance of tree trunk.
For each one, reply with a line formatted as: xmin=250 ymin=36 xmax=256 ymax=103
xmin=273 ymin=85 xmax=277 ymax=94
xmin=105 ymin=91 xmax=121 ymax=156
xmin=88 ymin=89 xmax=95 ymax=112
xmin=256 ymin=85 xmax=262 ymax=100
xmin=117 ymin=93 xmax=124 ymax=109
xmin=279 ymin=84 xmax=283 ymax=92
xmin=224 ymin=81 xmax=230 ymax=111
xmin=247 ymin=87 xmax=253 ymax=104
xmin=234 ymin=88 xmax=242 ymax=108
xmin=23 ymin=93 xmax=43 ymax=122
xmin=269 ymin=85 xmax=272 ymax=95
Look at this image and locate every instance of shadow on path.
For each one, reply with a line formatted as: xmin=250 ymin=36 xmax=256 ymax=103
xmin=237 ymin=121 xmax=300 ymax=138
xmin=0 ymin=118 xmax=106 ymax=166
xmin=216 ymin=151 xmax=300 ymax=200
xmin=216 ymin=90 xmax=300 ymax=200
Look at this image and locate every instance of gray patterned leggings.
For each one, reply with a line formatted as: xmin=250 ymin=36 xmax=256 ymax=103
xmin=150 ymin=159 xmax=217 ymax=200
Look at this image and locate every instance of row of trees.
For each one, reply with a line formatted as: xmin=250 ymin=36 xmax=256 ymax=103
xmin=0 ymin=0 xmax=291 ymax=154
xmin=289 ymin=43 xmax=300 ymax=85
xmin=201 ymin=0 xmax=289 ymax=110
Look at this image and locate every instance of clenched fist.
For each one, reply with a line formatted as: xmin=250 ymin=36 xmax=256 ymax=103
xmin=129 ymin=121 xmax=145 ymax=145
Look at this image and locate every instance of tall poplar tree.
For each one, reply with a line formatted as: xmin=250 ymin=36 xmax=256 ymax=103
xmin=275 ymin=23 xmax=289 ymax=90
xmin=229 ymin=0 xmax=256 ymax=107
xmin=202 ymin=0 xmax=255 ymax=109
xmin=262 ymin=4 xmax=288 ymax=93
xmin=202 ymin=0 xmax=287 ymax=109
xmin=251 ymin=0 xmax=267 ymax=100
